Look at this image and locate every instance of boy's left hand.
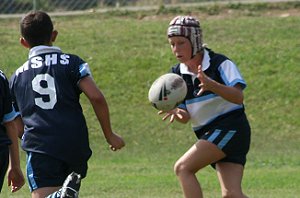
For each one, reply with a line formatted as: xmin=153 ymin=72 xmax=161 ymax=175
xmin=197 ymin=65 xmax=214 ymax=96
xmin=7 ymin=167 xmax=25 ymax=192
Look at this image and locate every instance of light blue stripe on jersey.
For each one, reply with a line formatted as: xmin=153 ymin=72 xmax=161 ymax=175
xmin=217 ymin=130 xmax=236 ymax=149
xmin=2 ymin=105 xmax=20 ymax=123
xmin=178 ymin=103 xmax=186 ymax=110
xmin=186 ymin=93 xmax=217 ymax=105
xmin=207 ymin=129 xmax=221 ymax=142
xmin=218 ymin=63 xmax=246 ymax=89
xmin=219 ymin=67 xmax=230 ymax=86
xmin=27 ymin=152 xmax=38 ymax=191
xmin=79 ymin=63 xmax=91 ymax=78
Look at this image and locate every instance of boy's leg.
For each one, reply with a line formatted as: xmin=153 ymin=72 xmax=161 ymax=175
xmin=216 ymin=162 xmax=248 ymax=198
xmin=32 ymin=186 xmax=61 ymax=198
xmin=60 ymin=172 xmax=81 ymax=197
xmin=26 ymin=152 xmax=67 ymax=197
xmin=174 ymin=140 xmax=226 ymax=198
xmin=26 ymin=152 xmax=86 ymax=197
xmin=45 ymin=172 xmax=81 ymax=198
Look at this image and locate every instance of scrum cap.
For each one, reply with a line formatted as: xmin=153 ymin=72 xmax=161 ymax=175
xmin=167 ymin=16 xmax=203 ymax=58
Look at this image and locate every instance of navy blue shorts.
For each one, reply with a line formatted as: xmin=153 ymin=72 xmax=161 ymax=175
xmin=195 ymin=109 xmax=251 ymax=167
xmin=0 ymin=146 xmax=9 ymax=193
xmin=26 ymin=152 xmax=88 ymax=192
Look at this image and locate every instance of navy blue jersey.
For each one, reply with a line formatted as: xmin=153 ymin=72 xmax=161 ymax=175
xmin=10 ymin=46 xmax=92 ymax=165
xmin=0 ymin=70 xmax=19 ymax=146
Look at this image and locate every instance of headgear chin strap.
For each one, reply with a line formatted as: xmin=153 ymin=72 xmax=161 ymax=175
xmin=167 ymin=16 xmax=203 ymax=58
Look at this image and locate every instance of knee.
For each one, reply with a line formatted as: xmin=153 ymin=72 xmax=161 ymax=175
xmin=221 ymin=190 xmax=233 ymax=198
xmin=174 ymin=160 xmax=191 ymax=177
xmin=174 ymin=160 xmax=183 ymax=176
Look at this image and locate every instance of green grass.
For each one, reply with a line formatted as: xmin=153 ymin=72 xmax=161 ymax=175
xmin=0 ymin=3 xmax=300 ymax=198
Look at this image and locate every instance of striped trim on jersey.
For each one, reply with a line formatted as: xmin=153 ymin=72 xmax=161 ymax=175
xmin=2 ymin=106 xmax=19 ymax=123
xmin=172 ymin=48 xmax=246 ymax=131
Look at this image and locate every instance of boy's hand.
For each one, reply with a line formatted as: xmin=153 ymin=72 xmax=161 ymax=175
xmin=106 ymin=132 xmax=125 ymax=151
xmin=197 ymin=65 xmax=214 ymax=96
xmin=158 ymin=108 xmax=183 ymax=124
xmin=7 ymin=167 xmax=25 ymax=192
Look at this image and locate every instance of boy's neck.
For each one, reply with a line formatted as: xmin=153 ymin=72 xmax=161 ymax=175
xmin=184 ymin=52 xmax=203 ymax=74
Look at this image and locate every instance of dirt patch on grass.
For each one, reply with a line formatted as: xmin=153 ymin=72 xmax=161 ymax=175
xmin=141 ymin=7 xmax=300 ymax=21
xmin=137 ymin=0 xmax=300 ymax=21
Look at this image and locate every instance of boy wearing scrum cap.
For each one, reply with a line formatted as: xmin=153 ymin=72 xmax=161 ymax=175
xmin=158 ymin=15 xmax=251 ymax=198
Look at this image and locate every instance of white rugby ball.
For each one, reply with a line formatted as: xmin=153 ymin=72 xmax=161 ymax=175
xmin=148 ymin=73 xmax=187 ymax=111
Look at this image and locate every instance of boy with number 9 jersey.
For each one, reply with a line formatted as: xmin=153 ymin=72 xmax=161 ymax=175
xmin=9 ymin=11 xmax=125 ymax=198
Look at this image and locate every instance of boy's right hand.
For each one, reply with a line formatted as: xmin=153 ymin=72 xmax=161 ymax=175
xmin=158 ymin=108 xmax=190 ymax=124
xmin=158 ymin=109 xmax=182 ymax=123
xmin=106 ymin=132 xmax=125 ymax=151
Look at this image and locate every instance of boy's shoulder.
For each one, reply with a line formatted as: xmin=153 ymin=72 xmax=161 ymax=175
xmin=0 ymin=70 xmax=8 ymax=82
xmin=170 ymin=63 xmax=181 ymax=75
xmin=206 ymin=48 xmax=230 ymax=65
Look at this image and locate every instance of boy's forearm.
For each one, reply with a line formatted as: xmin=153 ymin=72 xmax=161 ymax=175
xmin=91 ymin=96 xmax=114 ymax=139
xmin=5 ymin=121 xmax=21 ymax=168
xmin=15 ymin=116 xmax=24 ymax=138
xmin=79 ymin=76 xmax=114 ymax=139
xmin=8 ymin=143 xmax=21 ymax=168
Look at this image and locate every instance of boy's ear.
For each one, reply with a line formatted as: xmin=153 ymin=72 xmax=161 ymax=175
xmin=51 ymin=30 xmax=58 ymax=42
xmin=20 ymin=37 xmax=30 ymax=48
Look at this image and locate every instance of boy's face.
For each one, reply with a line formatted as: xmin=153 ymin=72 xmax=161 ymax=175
xmin=168 ymin=36 xmax=192 ymax=63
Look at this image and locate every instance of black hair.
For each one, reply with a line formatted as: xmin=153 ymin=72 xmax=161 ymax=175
xmin=20 ymin=11 xmax=53 ymax=47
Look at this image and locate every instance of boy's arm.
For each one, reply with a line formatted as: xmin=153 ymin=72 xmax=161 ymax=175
xmin=4 ymin=120 xmax=25 ymax=192
xmin=78 ymin=76 xmax=125 ymax=151
xmin=197 ymin=65 xmax=244 ymax=104
xmin=12 ymin=116 xmax=24 ymax=139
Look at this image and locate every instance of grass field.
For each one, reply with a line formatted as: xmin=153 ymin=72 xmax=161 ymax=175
xmin=0 ymin=2 xmax=299 ymax=198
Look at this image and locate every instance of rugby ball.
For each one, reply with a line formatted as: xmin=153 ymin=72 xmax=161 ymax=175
xmin=148 ymin=73 xmax=187 ymax=111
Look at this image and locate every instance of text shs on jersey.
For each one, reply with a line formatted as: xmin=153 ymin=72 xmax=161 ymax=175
xmin=16 ymin=54 xmax=70 ymax=76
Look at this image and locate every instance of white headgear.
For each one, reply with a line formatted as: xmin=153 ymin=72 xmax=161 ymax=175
xmin=167 ymin=16 xmax=203 ymax=58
